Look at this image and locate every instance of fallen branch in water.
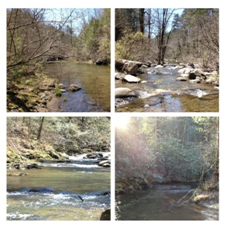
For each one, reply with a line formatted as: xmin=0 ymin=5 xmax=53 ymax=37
xmin=176 ymin=189 xmax=196 ymax=206
xmin=78 ymin=194 xmax=84 ymax=202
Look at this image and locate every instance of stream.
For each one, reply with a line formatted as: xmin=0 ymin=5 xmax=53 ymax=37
xmin=116 ymin=184 xmax=219 ymax=220
xmin=43 ymin=62 xmax=110 ymax=112
xmin=7 ymin=152 xmax=110 ymax=220
xmin=115 ymin=66 xmax=219 ymax=112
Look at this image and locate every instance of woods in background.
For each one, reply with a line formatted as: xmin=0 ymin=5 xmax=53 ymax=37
xmin=115 ymin=8 xmax=219 ymax=71
xmin=7 ymin=8 xmax=110 ymax=75
xmin=7 ymin=117 xmax=111 ymax=168
xmin=116 ymin=117 xmax=219 ymax=191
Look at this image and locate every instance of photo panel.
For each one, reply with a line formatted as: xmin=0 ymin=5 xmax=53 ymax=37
xmin=7 ymin=8 xmax=111 ymax=112
xmin=115 ymin=8 xmax=219 ymax=112
xmin=115 ymin=116 xmax=219 ymax=220
xmin=7 ymin=116 xmax=111 ymax=220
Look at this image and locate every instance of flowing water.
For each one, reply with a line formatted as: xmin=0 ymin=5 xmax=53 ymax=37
xmin=43 ymin=62 xmax=110 ymax=112
xmin=7 ymin=153 xmax=110 ymax=220
xmin=116 ymin=184 xmax=219 ymax=220
xmin=115 ymin=66 xmax=219 ymax=112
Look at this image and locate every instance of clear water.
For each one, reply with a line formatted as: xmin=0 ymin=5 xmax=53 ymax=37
xmin=43 ymin=62 xmax=110 ymax=112
xmin=115 ymin=67 xmax=219 ymax=112
xmin=7 ymin=153 xmax=110 ymax=220
xmin=116 ymin=184 xmax=218 ymax=220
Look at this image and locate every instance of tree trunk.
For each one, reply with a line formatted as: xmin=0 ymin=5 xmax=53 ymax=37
xmin=37 ymin=117 xmax=44 ymax=140
xmin=139 ymin=8 xmax=145 ymax=34
xmin=214 ymin=118 xmax=219 ymax=182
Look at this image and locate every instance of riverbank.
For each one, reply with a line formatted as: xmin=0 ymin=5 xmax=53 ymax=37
xmin=7 ymin=60 xmax=110 ymax=112
xmin=7 ymin=133 xmax=110 ymax=170
xmin=7 ymin=71 xmax=63 ymax=112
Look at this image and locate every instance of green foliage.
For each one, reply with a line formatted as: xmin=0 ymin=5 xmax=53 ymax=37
xmin=115 ymin=30 xmax=151 ymax=61
xmin=73 ymin=9 xmax=110 ymax=62
xmin=55 ymin=89 xmax=61 ymax=97
xmin=116 ymin=117 xmax=218 ymax=191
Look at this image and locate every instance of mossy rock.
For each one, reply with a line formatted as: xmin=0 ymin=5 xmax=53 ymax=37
xmin=49 ymin=150 xmax=60 ymax=159
xmin=81 ymin=148 xmax=94 ymax=153
xmin=35 ymin=152 xmax=52 ymax=160
xmin=39 ymin=79 xmax=56 ymax=90
xmin=7 ymin=150 xmax=22 ymax=161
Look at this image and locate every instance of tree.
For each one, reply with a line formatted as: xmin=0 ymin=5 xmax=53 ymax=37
xmin=170 ymin=8 xmax=219 ymax=69
xmin=7 ymin=8 xmax=76 ymax=71
xmin=116 ymin=117 xmax=218 ymax=191
xmin=37 ymin=117 xmax=44 ymax=140
xmin=154 ymin=8 xmax=175 ymax=64
xmin=139 ymin=9 xmax=145 ymax=34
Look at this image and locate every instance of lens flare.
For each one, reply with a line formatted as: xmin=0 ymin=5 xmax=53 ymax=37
xmin=115 ymin=116 xmax=130 ymax=129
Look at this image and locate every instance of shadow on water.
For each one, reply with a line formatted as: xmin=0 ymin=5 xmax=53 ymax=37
xmin=44 ymin=62 xmax=110 ymax=112
xmin=115 ymin=184 xmax=218 ymax=220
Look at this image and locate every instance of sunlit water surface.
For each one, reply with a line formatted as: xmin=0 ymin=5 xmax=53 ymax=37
xmin=7 ymin=153 xmax=110 ymax=220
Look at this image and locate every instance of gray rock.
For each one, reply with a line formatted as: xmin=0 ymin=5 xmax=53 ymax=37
xmin=155 ymin=65 xmax=163 ymax=68
xmin=115 ymin=72 xmax=125 ymax=80
xmin=115 ymin=87 xmax=137 ymax=98
xmin=115 ymin=59 xmax=142 ymax=75
xmin=58 ymin=83 xmax=66 ymax=89
xmin=123 ymin=74 xmax=141 ymax=83
xmin=98 ymin=160 xmax=110 ymax=166
xmin=69 ymin=84 xmax=81 ymax=92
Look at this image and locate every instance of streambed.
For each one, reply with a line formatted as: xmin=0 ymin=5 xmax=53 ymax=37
xmin=43 ymin=62 xmax=110 ymax=112
xmin=115 ymin=66 xmax=219 ymax=112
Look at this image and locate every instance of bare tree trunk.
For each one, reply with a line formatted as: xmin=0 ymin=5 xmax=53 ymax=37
xmin=37 ymin=117 xmax=44 ymax=140
xmin=214 ymin=118 xmax=219 ymax=182
xmin=139 ymin=8 xmax=145 ymax=34
xmin=156 ymin=8 xmax=174 ymax=64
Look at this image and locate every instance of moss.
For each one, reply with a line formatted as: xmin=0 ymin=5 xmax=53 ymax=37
xmin=55 ymin=89 xmax=62 ymax=97
xmin=81 ymin=148 xmax=94 ymax=153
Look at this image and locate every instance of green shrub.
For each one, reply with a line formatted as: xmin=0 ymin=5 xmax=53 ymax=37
xmin=55 ymin=89 xmax=61 ymax=97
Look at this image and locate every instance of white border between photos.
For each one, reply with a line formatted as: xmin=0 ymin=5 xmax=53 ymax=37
xmin=1 ymin=1 xmax=225 ymax=227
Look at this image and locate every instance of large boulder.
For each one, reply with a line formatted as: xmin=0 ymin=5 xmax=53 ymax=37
xmin=123 ymin=74 xmax=141 ymax=83
xmin=115 ymin=59 xmax=142 ymax=75
xmin=125 ymin=61 xmax=138 ymax=75
xmin=115 ymin=87 xmax=137 ymax=98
